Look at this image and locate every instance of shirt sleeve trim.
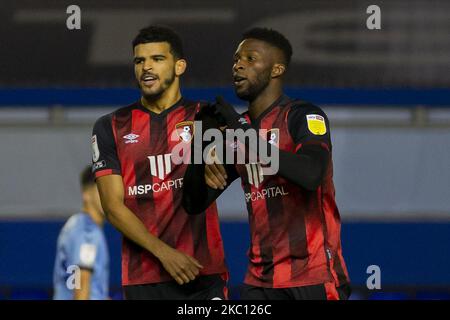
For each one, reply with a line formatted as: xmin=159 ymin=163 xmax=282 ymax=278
xmin=95 ymin=169 xmax=120 ymax=178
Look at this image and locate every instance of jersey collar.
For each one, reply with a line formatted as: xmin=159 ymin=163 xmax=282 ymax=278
xmin=136 ymin=97 xmax=185 ymax=118
xmin=250 ymin=94 xmax=291 ymax=127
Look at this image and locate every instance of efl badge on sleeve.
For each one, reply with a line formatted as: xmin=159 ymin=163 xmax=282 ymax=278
xmin=306 ymin=114 xmax=327 ymax=135
xmin=79 ymin=243 xmax=97 ymax=268
xmin=175 ymin=121 xmax=194 ymax=142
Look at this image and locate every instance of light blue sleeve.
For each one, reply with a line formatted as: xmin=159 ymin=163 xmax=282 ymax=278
xmin=67 ymin=222 xmax=101 ymax=270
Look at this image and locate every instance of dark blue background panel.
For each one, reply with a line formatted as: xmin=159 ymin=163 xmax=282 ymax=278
xmin=1 ymin=221 xmax=449 ymax=290
xmin=1 ymin=88 xmax=450 ymax=107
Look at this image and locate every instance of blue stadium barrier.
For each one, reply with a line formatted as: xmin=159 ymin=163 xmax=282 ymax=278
xmin=1 ymin=88 xmax=450 ymax=107
xmin=9 ymin=288 xmax=50 ymax=300
xmin=368 ymin=292 xmax=411 ymax=300
xmin=415 ymin=291 xmax=450 ymax=300
xmin=1 ymin=220 xmax=450 ymax=300
xmin=110 ymin=289 xmax=124 ymax=301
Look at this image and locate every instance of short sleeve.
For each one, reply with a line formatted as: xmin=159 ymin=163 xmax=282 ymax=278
xmin=91 ymin=114 xmax=121 ymax=178
xmin=68 ymin=226 xmax=101 ymax=270
xmin=287 ymin=103 xmax=332 ymax=151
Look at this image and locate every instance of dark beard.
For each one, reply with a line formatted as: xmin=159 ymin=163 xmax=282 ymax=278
xmin=140 ymin=70 xmax=176 ymax=101
xmin=235 ymin=70 xmax=271 ymax=102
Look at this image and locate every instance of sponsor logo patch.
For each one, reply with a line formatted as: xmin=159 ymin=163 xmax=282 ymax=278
xmin=148 ymin=154 xmax=172 ymax=180
xmin=245 ymin=163 xmax=264 ymax=188
xmin=306 ymin=114 xmax=327 ymax=135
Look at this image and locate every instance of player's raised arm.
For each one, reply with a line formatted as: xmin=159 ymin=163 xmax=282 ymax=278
xmin=214 ymin=97 xmax=329 ymax=191
xmin=92 ymin=114 xmax=203 ymax=286
xmin=182 ymin=161 xmax=238 ymax=215
xmin=182 ymin=106 xmax=239 ymax=214
xmin=97 ymin=174 xmax=203 ymax=285
xmin=276 ymin=144 xmax=329 ymax=191
xmin=276 ymin=104 xmax=332 ymax=190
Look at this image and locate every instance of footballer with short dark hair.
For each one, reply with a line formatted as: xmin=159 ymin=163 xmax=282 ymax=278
xmin=92 ymin=25 xmax=228 ymax=300
xmin=53 ymin=165 xmax=109 ymax=300
xmin=183 ymin=27 xmax=351 ymax=300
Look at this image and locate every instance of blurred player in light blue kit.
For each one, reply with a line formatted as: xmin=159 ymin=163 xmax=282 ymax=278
xmin=53 ymin=165 xmax=109 ymax=300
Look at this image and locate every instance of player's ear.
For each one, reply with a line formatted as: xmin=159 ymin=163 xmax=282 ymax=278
xmin=271 ymin=63 xmax=286 ymax=78
xmin=175 ymin=59 xmax=187 ymax=76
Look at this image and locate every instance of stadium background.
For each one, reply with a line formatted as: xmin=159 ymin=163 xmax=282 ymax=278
xmin=1 ymin=0 xmax=449 ymax=300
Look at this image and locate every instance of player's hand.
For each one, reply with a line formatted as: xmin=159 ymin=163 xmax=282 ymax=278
xmin=156 ymin=245 xmax=203 ymax=285
xmin=204 ymin=145 xmax=228 ymax=190
xmin=214 ymin=96 xmax=241 ymax=126
xmin=205 ymin=163 xmax=228 ymax=190
xmin=196 ymin=103 xmax=227 ymax=127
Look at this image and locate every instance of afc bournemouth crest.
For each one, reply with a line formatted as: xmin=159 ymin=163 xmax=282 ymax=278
xmin=175 ymin=121 xmax=194 ymax=142
xmin=267 ymin=128 xmax=279 ymax=147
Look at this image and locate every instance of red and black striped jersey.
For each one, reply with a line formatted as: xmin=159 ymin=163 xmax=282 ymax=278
xmin=234 ymin=95 xmax=349 ymax=288
xmin=91 ymin=98 xmax=227 ymax=286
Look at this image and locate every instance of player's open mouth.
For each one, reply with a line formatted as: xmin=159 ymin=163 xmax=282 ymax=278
xmin=233 ymin=75 xmax=247 ymax=85
xmin=141 ymin=74 xmax=158 ymax=87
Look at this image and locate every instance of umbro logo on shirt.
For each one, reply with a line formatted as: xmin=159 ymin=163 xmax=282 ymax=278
xmin=238 ymin=117 xmax=248 ymax=125
xmin=123 ymin=133 xmax=139 ymax=144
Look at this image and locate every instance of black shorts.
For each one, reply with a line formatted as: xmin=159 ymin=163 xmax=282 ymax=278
xmin=123 ymin=274 xmax=228 ymax=300
xmin=240 ymin=282 xmax=351 ymax=300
